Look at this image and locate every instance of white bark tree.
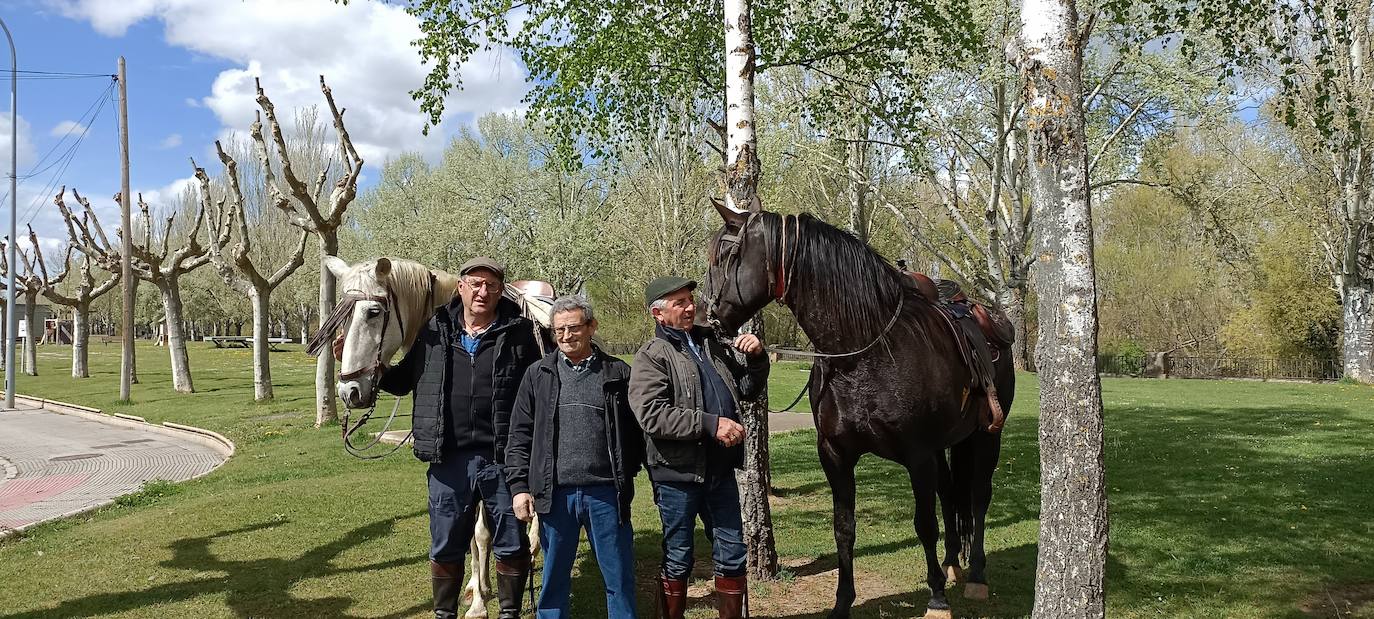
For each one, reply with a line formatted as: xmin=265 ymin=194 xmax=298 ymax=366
xmin=23 ymin=224 xmax=120 ymax=378
xmin=0 ymin=239 xmax=41 ymax=376
xmin=723 ymin=0 xmax=779 ymax=581
xmin=1018 ymin=0 xmax=1107 ymax=617
xmin=253 ymin=77 xmax=362 ymax=426
xmin=54 ymin=187 xmax=218 ymax=391
xmin=194 ymin=137 xmax=310 ymax=402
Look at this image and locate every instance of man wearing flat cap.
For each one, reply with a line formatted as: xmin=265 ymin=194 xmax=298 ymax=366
xmin=629 ymin=276 xmax=769 ymax=619
xmin=380 ymin=256 xmax=542 ymax=619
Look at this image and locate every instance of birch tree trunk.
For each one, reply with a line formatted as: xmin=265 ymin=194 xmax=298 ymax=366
xmin=159 ymin=278 xmax=194 ymax=392
xmin=1000 ymin=285 xmax=1032 ymax=371
xmin=1343 ymin=284 xmax=1374 ymax=381
xmin=724 ymin=0 xmax=779 ymax=581
xmin=316 ymin=235 xmax=338 ymax=426
xmin=72 ymin=302 xmax=89 ymax=378
xmin=1020 ymin=1 xmax=1108 ymax=617
xmin=250 ymin=287 xmax=273 ymax=401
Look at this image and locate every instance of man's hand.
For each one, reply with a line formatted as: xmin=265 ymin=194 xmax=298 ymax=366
xmin=715 ymin=417 xmax=747 ymax=447
xmin=513 ymin=492 xmax=535 ymax=523
xmin=732 ymin=333 xmax=764 ymax=357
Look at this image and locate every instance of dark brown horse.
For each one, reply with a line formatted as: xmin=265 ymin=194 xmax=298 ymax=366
xmin=703 ymin=206 xmax=1014 ymax=619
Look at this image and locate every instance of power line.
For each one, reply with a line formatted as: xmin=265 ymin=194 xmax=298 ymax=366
xmin=15 ymin=79 xmax=115 ymax=180
xmin=17 ymin=84 xmax=113 ymax=225
xmin=14 ymin=69 xmax=114 ymax=78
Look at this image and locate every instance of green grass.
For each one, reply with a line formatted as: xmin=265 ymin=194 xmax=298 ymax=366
xmin=2 ymin=341 xmax=1373 ymax=617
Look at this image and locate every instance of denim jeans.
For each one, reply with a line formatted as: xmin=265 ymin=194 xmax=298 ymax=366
xmin=536 ymin=485 xmax=637 ymax=618
xmin=427 ymin=449 xmax=530 ymax=563
xmin=652 ymin=473 xmax=747 ymax=579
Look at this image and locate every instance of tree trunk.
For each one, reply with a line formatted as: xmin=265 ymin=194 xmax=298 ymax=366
xmin=160 ymin=279 xmax=195 ymax=393
xmin=1021 ymin=1 xmax=1108 ymax=618
xmin=1000 ymin=284 xmax=1032 ymax=371
xmin=22 ymin=292 xmax=37 ymax=376
xmin=846 ymin=115 xmax=870 ymax=242
xmin=724 ymin=0 xmax=779 ymax=582
xmin=250 ymin=287 xmax=274 ymax=401
xmin=71 ymin=302 xmax=90 ymax=378
xmin=1342 ymin=284 xmax=1374 ymax=382
xmin=317 ymin=235 xmax=340 ymax=427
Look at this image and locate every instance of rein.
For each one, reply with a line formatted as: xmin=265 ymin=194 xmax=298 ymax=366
xmin=313 ymin=273 xmax=438 ymax=460
xmin=711 ymin=212 xmax=902 ymax=360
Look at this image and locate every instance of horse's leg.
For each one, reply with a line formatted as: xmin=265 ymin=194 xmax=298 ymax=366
xmin=935 ymin=449 xmax=962 ymax=586
xmin=463 ymin=501 xmax=494 ymax=619
xmin=965 ymin=430 xmax=1003 ymax=600
xmin=819 ymin=439 xmax=858 ymax=619
xmin=908 ymin=454 xmax=951 ymax=619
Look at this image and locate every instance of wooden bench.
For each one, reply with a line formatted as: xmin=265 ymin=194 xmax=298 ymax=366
xmin=204 ymin=336 xmax=293 ymax=351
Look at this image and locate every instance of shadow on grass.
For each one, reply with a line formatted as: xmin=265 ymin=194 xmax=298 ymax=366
xmin=0 ymin=511 xmax=431 ymax=619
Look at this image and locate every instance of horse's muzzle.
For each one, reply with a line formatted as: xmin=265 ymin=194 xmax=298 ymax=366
xmin=337 ymin=377 xmax=377 ymax=410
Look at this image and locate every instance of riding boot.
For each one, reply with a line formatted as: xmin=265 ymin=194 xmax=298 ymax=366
xmin=494 ymin=554 xmax=529 ymax=619
xmin=658 ymin=576 xmax=688 ymax=619
xmin=431 ymin=560 xmax=464 ymax=619
xmin=715 ymin=575 xmax=747 ymax=619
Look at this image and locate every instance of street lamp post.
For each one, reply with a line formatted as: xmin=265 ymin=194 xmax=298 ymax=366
xmin=1 ymin=17 xmax=16 ymax=410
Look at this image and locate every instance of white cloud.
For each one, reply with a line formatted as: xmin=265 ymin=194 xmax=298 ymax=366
xmin=52 ymin=0 xmax=532 ymax=165
xmin=137 ymin=175 xmax=197 ymax=212
xmin=158 ymin=133 xmax=183 ymax=149
xmin=0 ymin=114 xmax=37 ymax=174
xmin=50 ymin=120 xmax=88 ymax=137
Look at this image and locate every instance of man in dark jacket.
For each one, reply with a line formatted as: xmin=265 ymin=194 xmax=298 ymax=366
xmin=379 ymin=256 xmax=542 ymax=619
xmin=506 ymin=295 xmax=644 ymax=618
xmin=628 ymin=277 xmax=769 ymax=619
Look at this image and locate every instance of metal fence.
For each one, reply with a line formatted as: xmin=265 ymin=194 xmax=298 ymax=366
xmin=1098 ymin=354 xmax=1342 ymax=382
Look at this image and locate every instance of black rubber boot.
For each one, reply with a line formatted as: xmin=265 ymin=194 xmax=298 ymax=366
xmin=495 ymin=555 xmax=530 ymax=619
xmin=431 ymin=560 xmax=464 ymax=619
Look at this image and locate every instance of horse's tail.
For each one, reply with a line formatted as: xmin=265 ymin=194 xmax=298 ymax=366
xmin=945 ymin=440 xmax=977 ymax=566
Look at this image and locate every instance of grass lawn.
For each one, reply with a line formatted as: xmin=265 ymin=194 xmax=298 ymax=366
xmin=2 ymin=341 xmax=1373 ymax=618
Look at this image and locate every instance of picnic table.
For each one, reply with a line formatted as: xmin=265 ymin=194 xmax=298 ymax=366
xmin=204 ymin=336 xmax=293 ymax=351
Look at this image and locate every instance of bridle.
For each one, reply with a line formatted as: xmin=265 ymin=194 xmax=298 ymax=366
xmin=321 ymin=274 xmax=436 ymax=460
xmin=708 ymin=212 xmax=903 ymax=360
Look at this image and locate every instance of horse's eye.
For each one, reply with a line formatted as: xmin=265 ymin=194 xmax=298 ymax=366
xmin=366 ymin=307 xmax=383 ymax=319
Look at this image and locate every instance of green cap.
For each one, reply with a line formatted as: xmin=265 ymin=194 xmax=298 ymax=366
xmin=644 ymin=276 xmax=697 ymax=307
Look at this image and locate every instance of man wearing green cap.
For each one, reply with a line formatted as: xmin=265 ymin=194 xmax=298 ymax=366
xmin=629 ymin=276 xmax=769 ymax=619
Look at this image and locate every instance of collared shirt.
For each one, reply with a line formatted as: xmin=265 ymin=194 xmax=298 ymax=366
xmin=559 ymin=350 xmax=599 ymax=373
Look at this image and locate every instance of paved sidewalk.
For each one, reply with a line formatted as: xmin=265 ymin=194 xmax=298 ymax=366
xmin=0 ymin=403 xmax=227 ymax=535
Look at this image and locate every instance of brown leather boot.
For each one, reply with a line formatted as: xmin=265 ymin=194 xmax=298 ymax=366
xmin=494 ymin=554 xmax=530 ymax=619
xmin=431 ymin=560 xmax=464 ymax=619
xmin=715 ymin=575 xmax=747 ymax=618
xmin=658 ymin=576 xmax=688 ymax=619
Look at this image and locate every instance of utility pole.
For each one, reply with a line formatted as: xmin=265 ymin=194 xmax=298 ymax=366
xmin=2 ymin=17 xmax=16 ymax=410
xmin=118 ymin=57 xmax=133 ymax=402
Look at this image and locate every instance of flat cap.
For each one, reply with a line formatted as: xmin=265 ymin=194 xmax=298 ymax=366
xmin=458 ymin=256 xmax=505 ymax=280
xmin=645 ymin=276 xmax=697 ymax=307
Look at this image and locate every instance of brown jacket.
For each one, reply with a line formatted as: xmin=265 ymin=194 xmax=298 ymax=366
xmin=628 ymin=324 xmax=769 ymax=483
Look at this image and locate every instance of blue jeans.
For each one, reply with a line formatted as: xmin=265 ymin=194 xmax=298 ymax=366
xmin=536 ymin=485 xmax=637 ymax=618
xmin=652 ymin=474 xmax=747 ymax=579
xmin=427 ymin=449 xmax=530 ymax=563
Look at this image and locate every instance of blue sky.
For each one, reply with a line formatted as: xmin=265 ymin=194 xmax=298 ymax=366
xmin=2 ymin=0 xmax=532 ymax=255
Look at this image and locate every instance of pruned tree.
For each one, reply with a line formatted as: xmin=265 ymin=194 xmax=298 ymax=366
xmin=193 ymin=137 xmax=310 ymax=402
xmin=252 ymin=76 xmax=362 ymax=425
xmin=54 ymin=186 xmax=218 ymax=391
xmin=24 ymin=224 xmax=121 ymax=378
xmin=0 ymin=237 xmax=42 ymax=376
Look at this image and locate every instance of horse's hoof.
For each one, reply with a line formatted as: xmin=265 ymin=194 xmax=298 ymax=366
xmin=964 ymin=582 xmax=989 ymax=600
xmin=945 ymin=564 xmax=962 ymax=586
xmin=924 ymin=608 xmax=953 ymax=619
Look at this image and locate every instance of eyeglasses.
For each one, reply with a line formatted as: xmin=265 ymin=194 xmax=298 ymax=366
xmin=463 ymin=279 xmax=503 ymax=293
xmin=552 ymin=322 xmax=588 ymax=336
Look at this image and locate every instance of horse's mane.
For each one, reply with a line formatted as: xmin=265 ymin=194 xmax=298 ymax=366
xmin=755 ymin=212 xmax=920 ymax=344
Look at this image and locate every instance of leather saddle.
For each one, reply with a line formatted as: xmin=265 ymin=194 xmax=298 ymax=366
xmin=906 ymin=272 xmax=1013 ymax=433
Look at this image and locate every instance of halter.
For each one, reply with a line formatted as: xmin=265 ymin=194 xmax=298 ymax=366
xmin=709 ymin=212 xmax=903 ymax=360
xmin=306 ymin=272 xmax=437 ymax=460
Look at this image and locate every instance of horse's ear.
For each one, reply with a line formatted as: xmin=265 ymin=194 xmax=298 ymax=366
xmin=711 ymin=196 xmax=747 ymax=227
xmin=374 ymin=257 xmax=392 ymax=280
xmin=323 ymin=255 xmax=350 ymax=279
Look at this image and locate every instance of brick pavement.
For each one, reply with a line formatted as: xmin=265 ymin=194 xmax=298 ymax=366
xmin=0 ymin=403 xmax=228 ymax=536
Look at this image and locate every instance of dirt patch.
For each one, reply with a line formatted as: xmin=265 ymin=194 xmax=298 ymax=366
xmin=1299 ymin=581 xmax=1374 ymax=618
xmin=746 ymin=558 xmax=916 ymax=618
